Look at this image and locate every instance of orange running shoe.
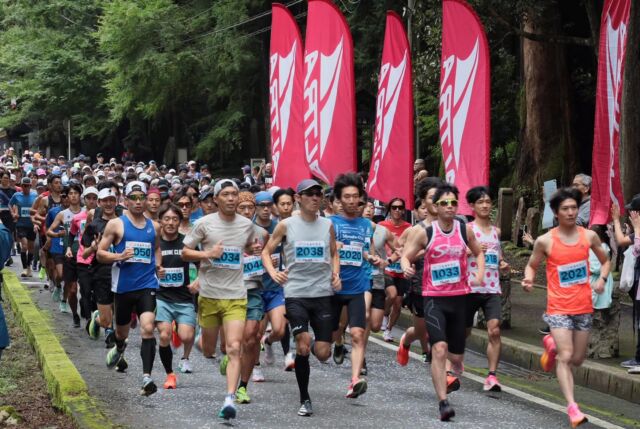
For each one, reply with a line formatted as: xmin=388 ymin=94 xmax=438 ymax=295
xmin=446 ymin=371 xmax=460 ymax=394
xmin=163 ymin=373 xmax=177 ymax=389
xmin=171 ymin=321 xmax=182 ymax=349
xmin=396 ymin=334 xmax=410 ymax=366
xmin=540 ymin=334 xmax=557 ymax=372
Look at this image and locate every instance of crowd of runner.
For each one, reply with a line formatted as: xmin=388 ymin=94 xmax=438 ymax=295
xmin=0 ymin=147 xmax=625 ymax=427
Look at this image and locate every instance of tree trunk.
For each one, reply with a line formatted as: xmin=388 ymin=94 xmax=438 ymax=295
xmin=621 ymin=2 xmax=640 ymax=201
xmin=517 ymin=2 xmax=576 ymax=195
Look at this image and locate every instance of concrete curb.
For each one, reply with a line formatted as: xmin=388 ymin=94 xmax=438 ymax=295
xmin=396 ymin=309 xmax=640 ymax=404
xmin=2 ymin=270 xmax=118 ymax=429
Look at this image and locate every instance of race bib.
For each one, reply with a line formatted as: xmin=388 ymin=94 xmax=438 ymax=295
xmin=20 ymin=206 xmax=30 ymax=218
xmin=160 ymin=267 xmax=184 ymax=287
xmin=339 ymin=244 xmax=363 ymax=267
xmin=211 ymin=246 xmax=242 ymax=270
xmin=557 ymin=261 xmax=588 ymax=288
xmin=243 ymin=255 xmax=264 ymax=280
xmin=80 ymin=220 xmax=86 ymax=233
xmin=294 ymin=241 xmax=325 ymax=263
xmin=484 ymin=250 xmax=499 ymax=269
xmin=125 ymin=241 xmax=152 ymax=263
xmin=385 ymin=261 xmax=403 ymax=274
xmin=430 ymin=261 xmax=461 ymax=286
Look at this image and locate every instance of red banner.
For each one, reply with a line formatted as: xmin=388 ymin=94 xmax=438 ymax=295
xmin=366 ymin=12 xmax=414 ymax=209
xmin=303 ymin=0 xmax=356 ymax=184
xmin=269 ymin=3 xmax=308 ymax=188
xmin=439 ymin=0 xmax=490 ymax=215
xmin=590 ymin=0 xmax=630 ymax=225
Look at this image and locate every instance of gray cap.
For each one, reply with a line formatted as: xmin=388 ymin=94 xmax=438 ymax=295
xmin=125 ymin=180 xmax=147 ymax=196
xmin=296 ymin=179 xmax=322 ymax=194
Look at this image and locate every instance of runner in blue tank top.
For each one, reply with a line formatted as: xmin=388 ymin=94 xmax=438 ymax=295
xmin=97 ymin=181 xmax=163 ymax=397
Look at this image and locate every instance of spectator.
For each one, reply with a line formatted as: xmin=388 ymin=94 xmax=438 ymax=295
xmin=241 ymin=165 xmax=254 ymax=186
xmin=571 ymin=174 xmax=591 ymax=227
xmin=413 ymin=158 xmax=428 ymax=184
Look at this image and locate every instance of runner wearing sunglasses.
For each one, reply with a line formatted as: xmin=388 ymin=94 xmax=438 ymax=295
xmin=401 ymin=183 xmax=484 ymax=422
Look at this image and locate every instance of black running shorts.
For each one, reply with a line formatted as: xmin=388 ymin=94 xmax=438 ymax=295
xmin=285 ymin=297 xmax=334 ymax=343
xmin=114 ymin=288 xmax=157 ymax=327
xmin=465 ymin=293 xmax=502 ymax=328
xmin=423 ymin=295 xmax=468 ymax=355
xmin=331 ymin=293 xmax=366 ymax=331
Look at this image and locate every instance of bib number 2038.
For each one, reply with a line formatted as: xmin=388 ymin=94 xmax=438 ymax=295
xmin=294 ymin=241 xmax=325 ymax=263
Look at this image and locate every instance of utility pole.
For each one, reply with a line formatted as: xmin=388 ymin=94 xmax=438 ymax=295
xmin=406 ymin=0 xmax=419 ymax=160
xmin=66 ymin=119 xmax=71 ymax=160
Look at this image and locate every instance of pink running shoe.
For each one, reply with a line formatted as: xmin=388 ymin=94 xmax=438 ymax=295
xmin=567 ymin=402 xmax=588 ymax=428
xmin=483 ymin=374 xmax=502 ymax=392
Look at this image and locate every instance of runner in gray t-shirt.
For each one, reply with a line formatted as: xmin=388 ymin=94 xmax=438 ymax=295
xmin=262 ymin=179 xmax=341 ymax=417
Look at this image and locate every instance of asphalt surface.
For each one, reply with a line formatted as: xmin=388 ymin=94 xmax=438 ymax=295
xmin=10 ymin=259 xmax=639 ymax=429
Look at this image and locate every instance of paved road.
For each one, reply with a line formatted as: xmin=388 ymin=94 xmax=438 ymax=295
xmin=12 ymin=261 xmax=639 ymax=429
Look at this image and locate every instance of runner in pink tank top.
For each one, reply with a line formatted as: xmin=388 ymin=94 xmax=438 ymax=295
xmin=401 ymin=183 xmax=485 ymax=422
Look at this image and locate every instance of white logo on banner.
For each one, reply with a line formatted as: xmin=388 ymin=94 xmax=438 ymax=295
xmin=368 ymin=50 xmax=408 ymax=190
xmin=270 ymin=41 xmax=298 ymax=181
xmin=439 ymin=38 xmax=479 ymax=184
xmin=304 ymin=38 xmax=344 ymax=182
xmin=605 ymin=14 xmax=626 ymax=207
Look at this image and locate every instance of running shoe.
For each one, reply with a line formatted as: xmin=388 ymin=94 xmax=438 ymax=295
xmin=219 ymin=354 xmax=229 ymax=376
xmin=52 ymin=287 xmax=61 ymax=302
xmin=381 ymin=315 xmax=389 ymax=332
xmin=333 ymin=344 xmax=345 ymax=365
xmin=218 ymin=395 xmax=237 ymax=420
xmin=106 ymin=346 xmax=123 ymax=369
xmin=251 ymin=367 xmax=265 ymax=382
xmin=540 ymin=334 xmax=557 ymax=372
xmin=261 ymin=334 xmax=275 ymax=365
xmin=446 ymin=372 xmax=460 ymax=394
xmin=115 ymin=356 xmax=128 ymax=373
xmin=483 ymin=374 xmax=502 ymax=392
xmin=284 ymin=352 xmax=295 ymax=371
xmin=422 ymin=350 xmax=432 ymax=364
xmin=346 ymin=377 xmax=368 ymax=398
xmin=178 ymin=358 xmax=193 ymax=374
xmin=163 ymin=373 xmax=177 ymax=389
xmin=5 ymin=258 xmax=12 ymax=267
xmin=396 ymin=333 xmax=410 ymax=366
xmin=140 ymin=376 xmax=157 ymax=396
xmin=298 ymin=399 xmax=313 ymax=416
xmin=383 ymin=329 xmax=394 ymax=343
xmin=73 ymin=314 xmax=81 ymax=328
xmin=105 ymin=328 xmax=116 ymax=349
xmin=235 ymin=386 xmax=251 ymax=404
xmin=171 ymin=321 xmax=182 ymax=349
xmin=59 ymin=301 xmax=70 ymax=313
xmin=20 ymin=269 xmax=27 ymax=277
xmin=620 ymin=358 xmax=640 ymax=368
xmin=567 ymin=402 xmax=588 ymax=428
xmin=39 ymin=267 xmax=46 ymax=280
xmin=26 ymin=267 xmax=32 ymax=277
xmin=439 ymin=399 xmax=455 ymax=421
xmin=627 ymin=366 xmax=640 ymax=374
xmin=538 ymin=325 xmax=550 ymax=335
xmin=88 ymin=310 xmax=101 ymax=339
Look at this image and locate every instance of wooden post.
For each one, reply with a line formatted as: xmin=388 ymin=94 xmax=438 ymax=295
xmin=512 ymin=197 xmax=525 ymax=246
xmin=496 ymin=188 xmax=514 ymax=241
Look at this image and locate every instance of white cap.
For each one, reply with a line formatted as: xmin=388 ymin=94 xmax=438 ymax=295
xmin=9 ymin=174 xmax=16 ymax=181
xmin=98 ymin=188 xmax=117 ymax=200
xmin=83 ymin=186 xmax=98 ymax=197
xmin=125 ymin=180 xmax=147 ymax=196
xmin=213 ymin=179 xmax=239 ymax=196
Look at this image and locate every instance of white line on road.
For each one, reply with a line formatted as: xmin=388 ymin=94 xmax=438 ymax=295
xmin=368 ymin=336 xmax=624 ymax=429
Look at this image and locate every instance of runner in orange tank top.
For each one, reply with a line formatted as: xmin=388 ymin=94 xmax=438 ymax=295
xmin=522 ymin=188 xmax=610 ymax=428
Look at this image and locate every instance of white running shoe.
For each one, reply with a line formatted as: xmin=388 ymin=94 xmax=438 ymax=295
xmin=381 ymin=316 xmax=389 ymax=332
xmin=261 ymin=334 xmax=275 ymax=365
xmin=251 ymin=367 xmax=265 ymax=382
xmin=284 ymin=352 xmax=295 ymax=371
xmin=383 ymin=329 xmax=394 ymax=342
xmin=178 ymin=358 xmax=193 ymax=374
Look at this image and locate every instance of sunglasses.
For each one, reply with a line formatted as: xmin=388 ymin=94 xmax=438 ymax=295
xmin=390 ymin=205 xmax=404 ymax=210
xmin=301 ymin=190 xmax=323 ymax=197
xmin=256 ymin=203 xmax=272 ymax=208
xmin=127 ymin=194 xmax=146 ymax=202
xmin=435 ymin=199 xmax=458 ymax=207
xmin=177 ymin=202 xmax=192 ymax=208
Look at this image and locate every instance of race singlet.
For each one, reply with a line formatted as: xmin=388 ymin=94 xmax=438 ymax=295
xmin=243 ymin=255 xmax=264 ymax=279
xmin=160 ymin=267 xmax=184 ymax=287
xmin=430 ymin=260 xmax=461 ymax=286
xmin=294 ymin=240 xmax=325 ymax=263
xmin=557 ymin=260 xmax=588 ymax=288
xmin=125 ymin=241 xmax=152 ymax=264
xmin=211 ymin=246 xmax=242 ymax=270
xmin=20 ymin=207 xmax=30 ymax=218
xmin=339 ymin=244 xmax=363 ymax=267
